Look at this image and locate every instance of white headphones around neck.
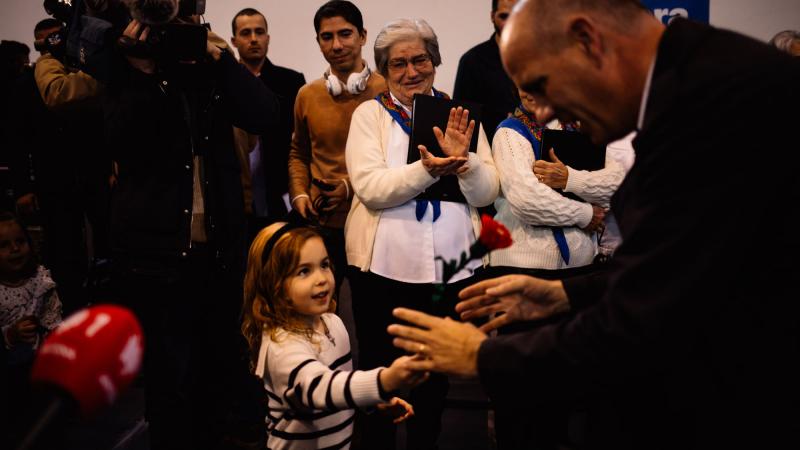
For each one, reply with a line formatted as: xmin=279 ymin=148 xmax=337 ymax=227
xmin=324 ymin=62 xmax=371 ymax=96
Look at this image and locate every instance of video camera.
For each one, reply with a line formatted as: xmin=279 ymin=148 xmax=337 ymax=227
xmin=41 ymin=0 xmax=210 ymax=81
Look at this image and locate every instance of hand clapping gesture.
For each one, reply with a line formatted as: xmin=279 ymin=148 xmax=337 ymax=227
xmin=533 ymin=148 xmax=569 ymax=189
xmin=418 ymin=106 xmax=475 ymax=177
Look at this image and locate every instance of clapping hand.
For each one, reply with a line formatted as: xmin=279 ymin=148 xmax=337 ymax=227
xmin=434 ymin=106 xmax=475 ymax=159
xmin=533 ymin=148 xmax=568 ymax=189
xmin=418 ymin=106 xmax=475 ymax=177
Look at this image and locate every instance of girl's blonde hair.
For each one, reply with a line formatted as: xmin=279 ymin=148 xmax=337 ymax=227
xmin=241 ymin=223 xmax=337 ymax=367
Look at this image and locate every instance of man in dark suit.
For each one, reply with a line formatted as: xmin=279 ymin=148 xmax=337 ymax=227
xmin=230 ymin=8 xmax=306 ymax=231
xmin=388 ymin=1 xmax=800 ymax=449
xmin=453 ymin=0 xmax=519 ymax=143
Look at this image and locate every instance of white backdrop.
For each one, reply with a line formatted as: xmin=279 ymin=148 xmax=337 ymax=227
xmin=2 ymin=0 xmax=799 ymax=92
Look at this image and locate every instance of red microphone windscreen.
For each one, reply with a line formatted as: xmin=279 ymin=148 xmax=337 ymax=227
xmin=31 ymin=305 xmax=144 ymax=416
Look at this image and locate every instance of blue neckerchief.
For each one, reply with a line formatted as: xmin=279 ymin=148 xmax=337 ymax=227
xmin=375 ymin=89 xmax=448 ymax=222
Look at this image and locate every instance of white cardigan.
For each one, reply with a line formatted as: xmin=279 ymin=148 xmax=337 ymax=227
xmin=489 ymin=126 xmax=625 ymax=270
xmin=344 ymin=99 xmax=500 ymax=272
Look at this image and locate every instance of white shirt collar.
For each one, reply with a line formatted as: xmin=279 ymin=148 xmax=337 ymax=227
xmin=636 ymin=56 xmax=657 ymax=131
xmin=389 ymin=90 xmax=436 ymax=115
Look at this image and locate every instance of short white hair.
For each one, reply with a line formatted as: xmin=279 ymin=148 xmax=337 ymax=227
xmin=374 ymin=18 xmax=442 ymax=77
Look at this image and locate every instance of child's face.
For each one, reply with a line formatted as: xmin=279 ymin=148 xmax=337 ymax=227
xmin=0 ymin=221 xmax=31 ymax=277
xmin=286 ymin=237 xmax=335 ymax=319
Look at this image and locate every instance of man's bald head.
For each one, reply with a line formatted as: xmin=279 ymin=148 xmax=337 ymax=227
xmin=503 ymin=0 xmax=648 ymax=56
xmin=500 ymin=0 xmax=662 ymax=144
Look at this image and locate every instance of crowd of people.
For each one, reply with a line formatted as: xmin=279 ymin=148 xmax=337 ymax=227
xmin=1 ymin=0 xmax=798 ymax=449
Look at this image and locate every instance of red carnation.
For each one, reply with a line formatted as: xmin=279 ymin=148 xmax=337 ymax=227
xmin=478 ymin=214 xmax=513 ymax=251
xmin=433 ymin=215 xmax=512 ymax=303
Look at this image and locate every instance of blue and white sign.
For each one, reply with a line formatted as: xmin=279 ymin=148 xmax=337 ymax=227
xmin=642 ymin=0 xmax=709 ymax=24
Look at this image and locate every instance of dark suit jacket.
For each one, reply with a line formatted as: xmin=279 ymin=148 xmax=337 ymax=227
xmin=478 ymin=19 xmax=800 ymax=449
xmin=257 ymin=58 xmax=305 ymax=219
xmin=453 ymin=35 xmax=519 ymax=143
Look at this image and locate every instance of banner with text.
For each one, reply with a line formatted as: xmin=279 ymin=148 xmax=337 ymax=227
xmin=642 ymin=0 xmax=709 ymax=24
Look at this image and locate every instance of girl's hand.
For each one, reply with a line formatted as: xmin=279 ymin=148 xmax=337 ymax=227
xmin=380 ymin=354 xmax=430 ymax=391
xmin=9 ymin=316 xmax=39 ymax=345
xmin=376 ymin=397 xmax=415 ymax=424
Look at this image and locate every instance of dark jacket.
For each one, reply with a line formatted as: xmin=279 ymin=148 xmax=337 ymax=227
xmin=478 ymin=19 xmax=800 ymax=449
xmin=257 ymin=58 xmax=305 ymax=219
xmin=453 ymin=35 xmax=518 ymax=143
xmin=103 ymin=50 xmax=278 ymax=274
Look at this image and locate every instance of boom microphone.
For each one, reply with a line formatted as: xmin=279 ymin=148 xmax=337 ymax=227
xmin=14 ymin=305 xmax=144 ymax=450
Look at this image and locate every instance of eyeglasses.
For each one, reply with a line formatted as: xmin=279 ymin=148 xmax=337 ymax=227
xmin=387 ymin=53 xmax=432 ymax=72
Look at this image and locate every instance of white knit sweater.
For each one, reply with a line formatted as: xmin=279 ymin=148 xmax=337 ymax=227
xmin=255 ymin=313 xmax=384 ymax=449
xmin=488 ymin=127 xmax=625 ymax=269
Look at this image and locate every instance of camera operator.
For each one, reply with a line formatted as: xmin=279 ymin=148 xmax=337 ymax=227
xmin=102 ymin=7 xmax=279 ymax=449
xmin=33 ymin=19 xmax=103 ymax=110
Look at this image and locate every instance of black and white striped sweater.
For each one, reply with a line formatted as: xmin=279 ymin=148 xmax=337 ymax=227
xmin=255 ymin=313 xmax=386 ymax=450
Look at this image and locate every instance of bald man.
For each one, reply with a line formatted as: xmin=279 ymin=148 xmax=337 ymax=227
xmin=388 ymin=1 xmax=800 ymax=448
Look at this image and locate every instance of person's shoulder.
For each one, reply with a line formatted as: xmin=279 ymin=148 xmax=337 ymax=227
xmin=459 ymin=38 xmax=496 ymax=64
xmin=295 ymin=79 xmax=327 ymax=105
xmin=321 ymin=313 xmax=345 ymax=330
xmin=266 ymin=327 xmax=314 ymax=353
xmin=33 ymin=265 xmax=57 ymax=287
xmin=352 ymin=94 xmax=384 ymax=119
xmin=365 ymin=72 xmax=387 ymax=93
xmin=265 ymin=60 xmax=306 ymax=83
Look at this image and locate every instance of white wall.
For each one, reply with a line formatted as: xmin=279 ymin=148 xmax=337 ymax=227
xmin=2 ymin=0 xmax=799 ymax=92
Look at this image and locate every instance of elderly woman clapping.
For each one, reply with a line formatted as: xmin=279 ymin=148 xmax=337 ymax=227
xmin=343 ymin=18 xmax=499 ymax=450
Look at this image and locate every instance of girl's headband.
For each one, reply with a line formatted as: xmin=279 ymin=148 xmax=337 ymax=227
xmin=261 ymin=222 xmax=304 ymax=266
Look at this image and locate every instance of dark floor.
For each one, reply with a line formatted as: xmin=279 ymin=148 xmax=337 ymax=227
xmin=49 ymin=279 xmax=494 ymax=450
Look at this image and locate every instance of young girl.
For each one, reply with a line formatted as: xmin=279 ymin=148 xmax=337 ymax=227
xmin=0 ymin=212 xmax=62 ymax=365
xmin=242 ymin=223 xmax=427 ymax=450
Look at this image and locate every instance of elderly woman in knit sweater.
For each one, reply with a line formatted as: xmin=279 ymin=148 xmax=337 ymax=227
xmin=487 ymin=89 xmax=625 ymax=280
xmin=343 ymin=18 xmax=499 ymax=450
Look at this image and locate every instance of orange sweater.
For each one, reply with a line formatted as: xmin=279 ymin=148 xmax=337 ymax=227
xmin=288 ymin=73 xmax=386 ymax=228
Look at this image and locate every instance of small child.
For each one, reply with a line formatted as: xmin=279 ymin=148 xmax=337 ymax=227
xmin=0 ymin=212 xmax=62 ymax=365
xmin=242 ymin=223 xmax=427 ymax=449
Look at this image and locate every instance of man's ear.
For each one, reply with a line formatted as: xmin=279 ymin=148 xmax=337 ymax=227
xmin=568 ymin=17 xmax=604 ymax=68
xmin=359 ymin=29 xmax=368 ymax=46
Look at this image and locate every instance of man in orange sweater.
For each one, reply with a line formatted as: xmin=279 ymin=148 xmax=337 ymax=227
xmin=288 ymin=0 xmax=385 ymax=286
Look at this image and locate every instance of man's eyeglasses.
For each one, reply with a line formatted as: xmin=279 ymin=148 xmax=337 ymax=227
xmin=387 ymin=54 xmax=432 ymax=72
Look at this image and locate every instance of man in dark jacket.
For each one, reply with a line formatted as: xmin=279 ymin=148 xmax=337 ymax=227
xmin=230 ymin=8 xmax=306 ymax=232
xmin=453 ymin=0 xmax=519 ymax=143
xmin=104 ymin=18 xmax=278 ymax=450
xmin=388 ymin=1 xmax=800 ymax=449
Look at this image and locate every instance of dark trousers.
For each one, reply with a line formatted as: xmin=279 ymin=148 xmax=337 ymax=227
xmin=348 ymin=268 xmax=477 ymax=450
xmin=484 ymin=264 xmax=599 ymax=450
xmin=321 ymin=227 xmax=348 ymax=295
xmin=111 ymin=247 xmax=262 ymax=450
